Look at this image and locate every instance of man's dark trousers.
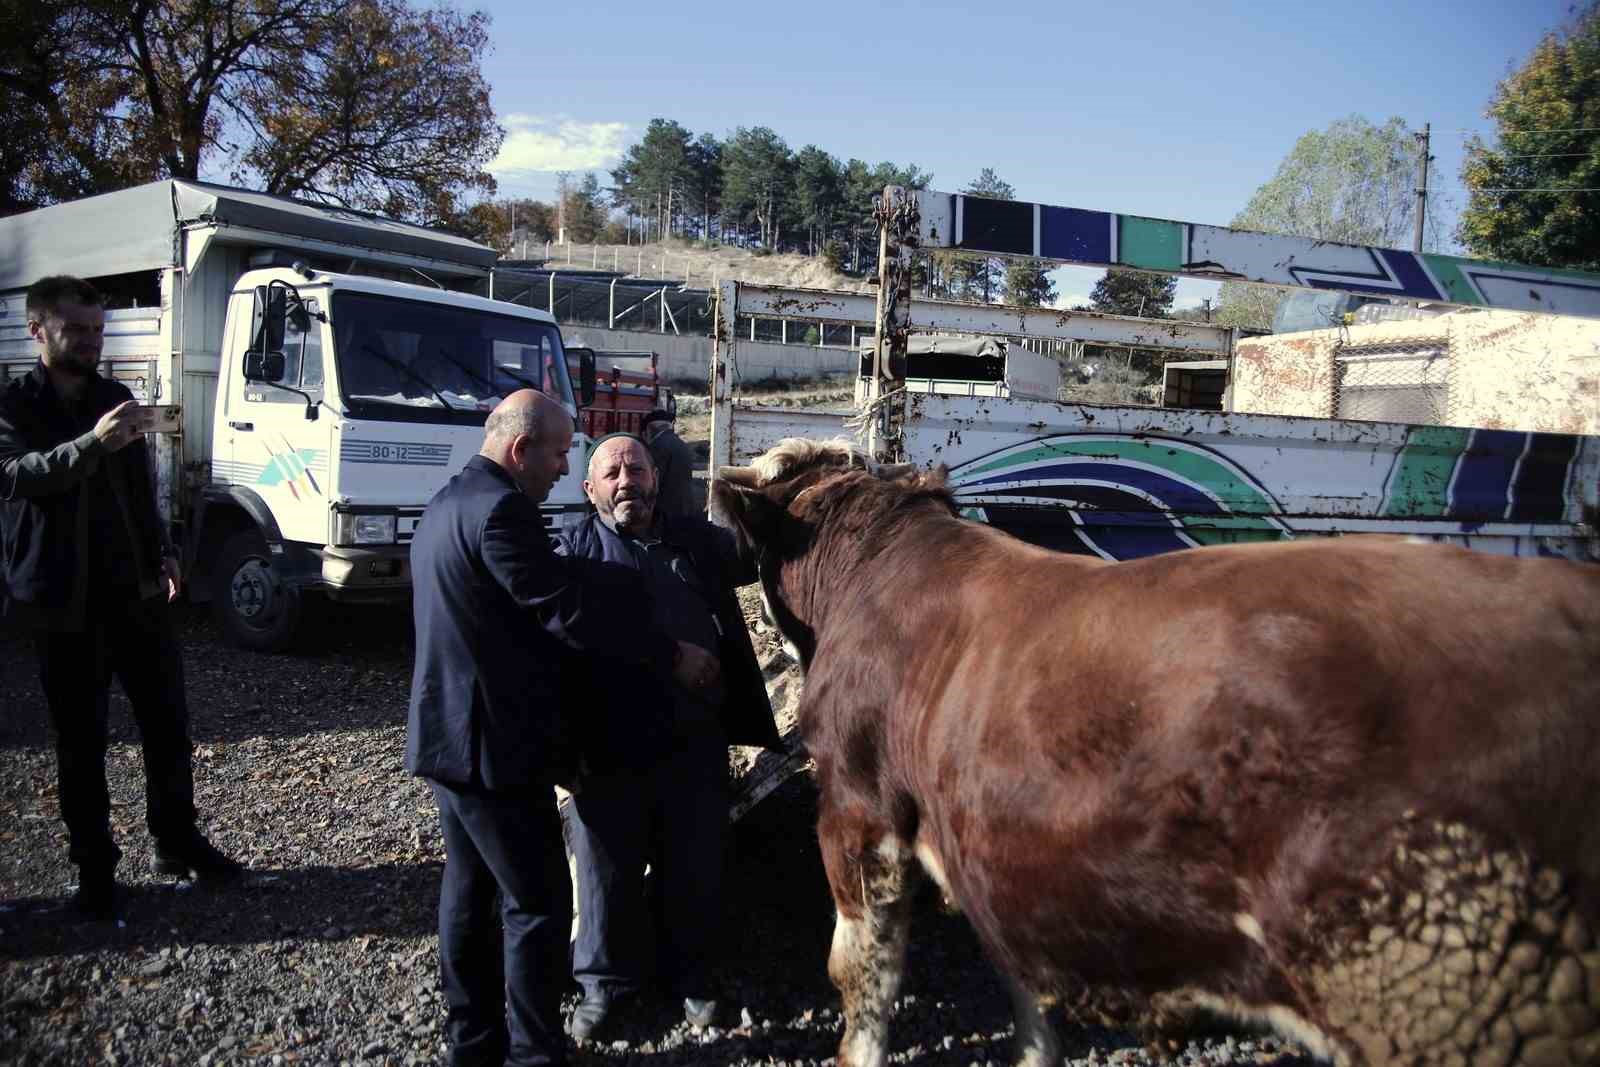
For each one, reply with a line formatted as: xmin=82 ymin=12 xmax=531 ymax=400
xmin=568 ymin=733 xmax=728 ymax=1000
xmin=34 ymin=592 xmax=196 ymax=874
xmin=431 ymin=781 xmax=572 ymax=1067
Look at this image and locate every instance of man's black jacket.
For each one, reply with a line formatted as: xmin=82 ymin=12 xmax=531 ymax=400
xmin=405 ymin=455 xmax=680 ymax=791
xmin=0 ymin=363 xmax=171 ymax=630
xmin=560 ymin=511 xmax=780 ymax=766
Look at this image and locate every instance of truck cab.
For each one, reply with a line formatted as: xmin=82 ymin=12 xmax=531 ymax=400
xmin=207 ymin=264 xmax=592 ymax=648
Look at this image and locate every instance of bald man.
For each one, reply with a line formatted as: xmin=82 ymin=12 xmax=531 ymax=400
xmin=406 ymin=391 xmax=715 ymax=1067
xmin=558 ymin=433 xmax=779 ymax=1041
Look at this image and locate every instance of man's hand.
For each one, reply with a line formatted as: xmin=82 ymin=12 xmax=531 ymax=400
xmin=93 ymin=401 xmax=142 ymax=452
xmin=161 ymin=557 xmax=182 ymax=602
xmin=672 ymin=641 xmax=722 ymax=694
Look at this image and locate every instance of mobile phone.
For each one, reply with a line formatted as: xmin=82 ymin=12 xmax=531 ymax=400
xmin=132 ymin=404 xmax=181 ymax=434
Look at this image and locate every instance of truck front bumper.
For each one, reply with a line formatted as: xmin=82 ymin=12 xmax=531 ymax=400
xmin=316 ymin=545 xmax=411 ymax=602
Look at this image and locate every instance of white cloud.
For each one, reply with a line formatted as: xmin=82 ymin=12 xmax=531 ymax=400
xmin=488 ymin=115 xmax=629 ymax=176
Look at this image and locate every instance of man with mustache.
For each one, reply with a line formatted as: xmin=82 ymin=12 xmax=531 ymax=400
xmin=0 ymin=275 xmax=242 ymax=922
xmin=558 ymin=433 xmax=778 ymax=1042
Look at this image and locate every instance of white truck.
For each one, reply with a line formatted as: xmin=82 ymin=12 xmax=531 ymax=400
xmin=0 ymin=179 xmax=597 ymax=649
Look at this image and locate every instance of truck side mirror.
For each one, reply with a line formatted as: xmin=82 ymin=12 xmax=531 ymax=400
xmin=243 ymin=349 xmax=287 ymax=382
xmin=247 ymin=285 xmax=289 ymax=373
xmin=568 ymin=347 xmax=597 ymax=407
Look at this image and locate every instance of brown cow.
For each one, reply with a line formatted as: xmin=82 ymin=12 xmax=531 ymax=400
xmin=711 ymin=438 xmax=1600 ymax=1067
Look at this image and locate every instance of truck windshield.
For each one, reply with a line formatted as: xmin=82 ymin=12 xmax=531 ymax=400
xmin=330 ymin=290 xmax=574 ymax=424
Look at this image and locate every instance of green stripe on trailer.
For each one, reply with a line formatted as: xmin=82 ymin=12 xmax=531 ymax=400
xmin=1117 ymin=217 xmax=1183 ymax=272
xmin=1381 ymin=425 xmax=1470 ymax=518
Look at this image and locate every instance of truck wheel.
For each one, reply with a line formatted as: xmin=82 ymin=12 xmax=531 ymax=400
xmin=212 ymin=530 xmax=301 ymax=651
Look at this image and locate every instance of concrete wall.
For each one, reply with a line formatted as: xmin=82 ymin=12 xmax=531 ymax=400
xmin=556 ymin=323 xmax=857 ymax=386
xmin=1232 ymin=309 xmax=1600 ymax=434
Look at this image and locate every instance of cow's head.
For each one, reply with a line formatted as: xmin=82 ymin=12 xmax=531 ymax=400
xmin=711 ymin=437 xmax=947 ymax=670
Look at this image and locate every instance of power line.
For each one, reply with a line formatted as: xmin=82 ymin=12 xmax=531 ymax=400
xmin=1501 ymin=152 xmax=1592 ymax=158
xmin=1479 ymin=186 xmax=1600 ymax=192
xmin=1498 ymin=126 xmax=1600 ymax=135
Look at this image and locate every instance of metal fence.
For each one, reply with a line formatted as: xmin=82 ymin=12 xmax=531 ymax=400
xmin=1331 ymin=336 xmax=1452 ymax=424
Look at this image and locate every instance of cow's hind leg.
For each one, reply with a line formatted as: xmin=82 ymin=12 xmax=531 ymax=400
xmin=820 ymin=814 xmax=915 ymax=1067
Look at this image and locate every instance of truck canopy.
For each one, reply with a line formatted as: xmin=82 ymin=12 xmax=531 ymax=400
xmin=0 ymin=179 xmax=497 ymax=293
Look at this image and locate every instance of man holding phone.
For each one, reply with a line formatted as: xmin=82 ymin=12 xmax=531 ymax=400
xmin=0 ymin=275 xmax=241 ymax=921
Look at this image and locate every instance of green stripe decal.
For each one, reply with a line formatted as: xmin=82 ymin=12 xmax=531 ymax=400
xmin=1118 ymin=216 xmax=1183 ymax=272
xmin=1422 ymin=255 xmax=1485 ymax=306
xmin=1381 ymin=425 xmax=1469 ymax=518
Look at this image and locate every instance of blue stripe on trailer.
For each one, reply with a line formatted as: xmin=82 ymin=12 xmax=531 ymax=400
xmin=966 ymin=461 xmax=1227 ymax=515
xmin=1509 ymin=433 xmax=1579 ymax=523
xmin=1040 ymin=206 xmax=1113 ymax=264
xmin=1450 ymin=429 xmax=1524 ymax=519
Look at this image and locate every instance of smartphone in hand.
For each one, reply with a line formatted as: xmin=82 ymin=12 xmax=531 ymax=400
xmin=132 ymin=404 xmax=181 ymax=434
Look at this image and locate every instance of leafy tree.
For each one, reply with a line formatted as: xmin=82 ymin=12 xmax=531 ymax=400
xmin=0 ymin=0 xmax=502 ymax=221
xmin=686 ymin=132 xmax=722 ymax=241
xmin=792 ymin=145 xmax=843 ymax=255
xmin=721 ymin=126 xmax=792 ymax=248
xmin=610 ymin=117 xmax=693 ymax=240
xmin=1004 ymin=260 xmax=1057 ymax=307
xmin=1215 ymin=115 xmax=1441 ymax=330
xmin=842 ymin=158 xmax=932 ymax=273
xmin=561 ymin=173 xmax=607 ymax=243
xmin=1090 ymin=270 xmax=1176 ymax=318
xmin=1459 ymin=3 xmax=1600 ymax=270
xmin=0 ymin=0 xmax=146 ymax=212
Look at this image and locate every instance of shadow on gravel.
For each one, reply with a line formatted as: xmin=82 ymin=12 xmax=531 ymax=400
xmin=567 ymin=776 xmax=1031 ymax=1066
xmin=0 ymin=860 xmax=441 ymax=962
xmin=0 ymin=597 xmax=419 ymax=751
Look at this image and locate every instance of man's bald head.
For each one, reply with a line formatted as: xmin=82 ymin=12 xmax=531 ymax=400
xmin=480 ymin=389 xmax=573 ymax=502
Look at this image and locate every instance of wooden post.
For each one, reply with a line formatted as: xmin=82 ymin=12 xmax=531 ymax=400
xmin=869 ymin=186 xmax=917 ymax=462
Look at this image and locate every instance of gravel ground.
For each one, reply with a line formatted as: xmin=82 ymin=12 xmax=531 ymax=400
xmin=1 ymin=600 xmax=1318 ymax=1066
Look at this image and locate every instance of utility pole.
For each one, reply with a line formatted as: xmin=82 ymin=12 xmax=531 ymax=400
xmin=1413 ymin=123 xmax=1431 ymax=253
xmin=556 ymin=171 xmax=569 ymax=246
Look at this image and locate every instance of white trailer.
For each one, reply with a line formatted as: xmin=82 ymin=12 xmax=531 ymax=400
xmin=717 ymin=188 xmax=1600 ymax=817
xmin=1 ymin=180 xmax=595 ymax=649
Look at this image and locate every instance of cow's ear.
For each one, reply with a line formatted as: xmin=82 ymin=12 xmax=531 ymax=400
xmin=710 ymin=477 xmax=786 ymax=549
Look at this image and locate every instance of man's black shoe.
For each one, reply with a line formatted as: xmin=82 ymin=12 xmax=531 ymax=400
xmin=152 ymin=834 xmax=243 ymax=881
xmin=566 ymin=992 xmax=614 ymax=1043
xmin=73 ymin=870 xmax=118 ymax=921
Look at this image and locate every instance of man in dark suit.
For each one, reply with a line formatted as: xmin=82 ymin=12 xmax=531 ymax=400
xmin=0 ymin=275 xmax=241 ymax=922
xmin=406 ymin=389 xmax=716 ymax=1067
xmin=559 ymin=433 xmax=778 ymax=1041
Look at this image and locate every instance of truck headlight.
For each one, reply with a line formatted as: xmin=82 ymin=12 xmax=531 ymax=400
xmin=335 ymin=512 xmax=397 ymax=545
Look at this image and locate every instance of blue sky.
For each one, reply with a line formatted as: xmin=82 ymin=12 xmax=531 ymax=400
xmin=475 ymin=0 xmax=1573 ymax=308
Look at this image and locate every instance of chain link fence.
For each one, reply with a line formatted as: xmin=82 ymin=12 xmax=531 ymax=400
xmin=1331 ymin=334 xmax=1452 ymax=424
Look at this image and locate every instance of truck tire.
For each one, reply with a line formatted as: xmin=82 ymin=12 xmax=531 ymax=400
xmin=212 ymin=530 xmax=301 ymax=651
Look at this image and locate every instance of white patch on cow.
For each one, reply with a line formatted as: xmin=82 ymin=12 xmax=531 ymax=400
xmin=752 ymin=437 xmax=863 ymax=485
xmin=830 ymin=912 xmax=894 ymax=1067
xmin=1234 ymin=912 xmax=1267 ymax=948
xmin=1189 ymin=992 xmax=1343 ymax=1065
xmin=913 ymin=839 xmax=953 ymax=901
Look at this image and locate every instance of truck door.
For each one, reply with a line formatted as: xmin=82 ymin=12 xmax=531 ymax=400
xmin=222 ymin=295 xmax=333 ymax=545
